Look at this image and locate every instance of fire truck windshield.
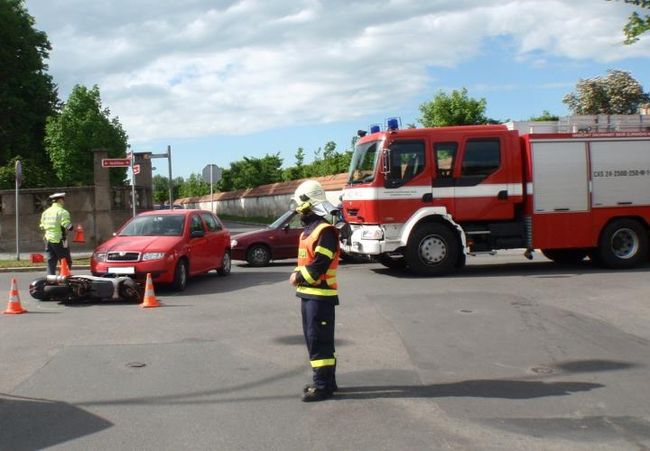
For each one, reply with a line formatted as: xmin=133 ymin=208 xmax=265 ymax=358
xmin=348 ymin=141 xmax=379 ymax=184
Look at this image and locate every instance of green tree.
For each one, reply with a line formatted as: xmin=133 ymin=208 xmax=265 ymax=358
xmin=0 ymin=0 xmax=59 ymax=188
xmin=152 ymin=174 xmax=169 ymax=204
xmin=418 ymin=88 xmax=488 ymax=127
xmin=562 ymin=69 xmax=650 ymax=114
xmin=45 ymin=85 xmax=128 ymax=186
xmin=282 ymin=147 xmax=306 ymax=181
xmin=218 ymin=154 xmax=283 ymax=190
xmin=178 ymin=172 xmax=210 ymax=198
xmin=609 ymin=0 xmax=650 ymax=43
xmin=529 ymin=110 xmax=560 ymax=121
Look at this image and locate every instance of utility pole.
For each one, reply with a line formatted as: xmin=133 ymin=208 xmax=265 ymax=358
xmin=167 ymin=145 xmax=173 ymax=208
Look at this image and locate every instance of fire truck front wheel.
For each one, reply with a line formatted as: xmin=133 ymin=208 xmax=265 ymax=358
xmin=595 ymin=219 xmax=648 ymax=269
xmin=406 ymin=223 xmax=461 ymax=276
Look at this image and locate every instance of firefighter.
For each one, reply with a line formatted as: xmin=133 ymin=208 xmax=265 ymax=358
xmin=40 ymin=192 xmax=74 ymax=275
xmin=289 ymin=179 xmax=341 ymax=402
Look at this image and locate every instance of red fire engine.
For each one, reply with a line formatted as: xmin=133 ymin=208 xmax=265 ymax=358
xmin=340 ymin=118 xmax=650 ymax=275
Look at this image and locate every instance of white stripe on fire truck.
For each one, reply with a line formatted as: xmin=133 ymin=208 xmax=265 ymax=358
xmin=343 ymin=184 xmax=524 ymax=201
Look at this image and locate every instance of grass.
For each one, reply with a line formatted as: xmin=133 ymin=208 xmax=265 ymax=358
xmin=0 ymin=257 xmax=91 ymax=269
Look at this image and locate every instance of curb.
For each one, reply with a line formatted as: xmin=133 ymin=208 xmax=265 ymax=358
xmin=0 ymin=265 xmax=91 ymax=273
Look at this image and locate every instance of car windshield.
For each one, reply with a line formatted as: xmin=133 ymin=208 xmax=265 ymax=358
xmin=348 ymin=141 xmax=380 ymax=184
xmin=268 ymin=210 xmax=296 ymax=228
xmin=119 ymin=215 xmax=185 ymax=236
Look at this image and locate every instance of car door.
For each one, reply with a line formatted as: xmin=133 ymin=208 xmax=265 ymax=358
xmin=187 ymin=213 xmax=208 ymax=273
xmin=200 ymin=212 xmax=227 ymax=269
xmin=272 ymin=212 xmax=303 ymax=259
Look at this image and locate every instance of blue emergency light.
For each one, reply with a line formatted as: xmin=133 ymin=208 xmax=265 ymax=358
xmin=386 ymin=117 xmax=400 ymax=130
xmin=370 ymin=124 xmax=381 ymax=134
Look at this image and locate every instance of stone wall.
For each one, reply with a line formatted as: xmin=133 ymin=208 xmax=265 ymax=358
xmin=0 ymin=150 xmax=153 ymax=253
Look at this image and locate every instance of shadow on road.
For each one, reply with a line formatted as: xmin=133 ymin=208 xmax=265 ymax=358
xmin=0 ymin=395 xmax=112 ymax=450
xmin=335 ymin=379 xmax=604 ymax=400
xmin=372 ymin=260 xmax=650 ymax=279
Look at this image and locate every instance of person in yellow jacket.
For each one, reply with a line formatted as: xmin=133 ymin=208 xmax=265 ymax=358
xmin=40 ymin=192 xmax=74 ymax=275
xmin=289 ymin=180 xmax=340 ymax=402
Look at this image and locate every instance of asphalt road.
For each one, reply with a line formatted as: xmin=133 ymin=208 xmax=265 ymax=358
xmin=1 ymin=222 xmax=649 ymax=450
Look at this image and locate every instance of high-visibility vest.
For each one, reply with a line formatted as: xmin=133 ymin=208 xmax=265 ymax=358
xmin=296 ymin=222 xmax=339 ymax=298
xmin=40 ymin=203 xmax=72 ymax=243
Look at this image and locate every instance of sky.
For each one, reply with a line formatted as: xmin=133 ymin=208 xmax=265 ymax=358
xmin=25 ymin=0 xmax=650 ymax=180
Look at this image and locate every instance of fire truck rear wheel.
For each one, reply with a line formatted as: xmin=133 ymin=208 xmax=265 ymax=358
xmin=377 ymin=254 xmax=407 ymax=269
xmin=406 ymin=223 xmax=460 ymax=276
xmin=596 ymin=219 xmax=648 ymax=269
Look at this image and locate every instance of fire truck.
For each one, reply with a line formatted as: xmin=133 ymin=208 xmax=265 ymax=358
xmin=340 ymin=117 xmax=650 ymax=275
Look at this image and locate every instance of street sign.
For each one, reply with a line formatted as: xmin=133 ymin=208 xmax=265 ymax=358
xmin=102 ymin=158 xmax=132 ymax=168
xmin=202 ymin=164 xmax=222 ymax=183
xmin=133 ymin=164 xmax=141 ymax=175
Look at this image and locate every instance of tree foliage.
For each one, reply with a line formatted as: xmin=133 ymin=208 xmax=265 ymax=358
xmin=45 ymin=85 xmax=128 ymax=186
xmin=562 ymin=69 xmax=650 ymax=115
xmin=609 ymin=0 xmax=650 ymax=44
xmin=217 ymin=154 xmax=283 ymax=191
xmin=529 ymin=110 xmax=560 ymax=121
xmin=418 ymin=88 xmax=488 ymax=127
xmin=178 ymin=172 xmax=210 ymax=198
xmin=0 ymin=0 xmax=59 ymax=188
xmin=152 ymin=174 xmax=184 ymax=204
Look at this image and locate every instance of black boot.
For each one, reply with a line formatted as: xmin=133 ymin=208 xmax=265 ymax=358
xmin=301 ymin=386 xmax=333 ymax=402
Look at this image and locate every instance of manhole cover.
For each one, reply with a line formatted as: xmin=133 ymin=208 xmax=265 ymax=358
xmin=530 ymin=366 xmax=553 ymax=374
xmin=126 ymin=362 xmax=147 ymax=368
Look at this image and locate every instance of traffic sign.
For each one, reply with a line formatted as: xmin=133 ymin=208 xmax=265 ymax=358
xmin=202 ymin=164 xmax=222 ymax=183
xmin=102 ymin=158 xmax=131 ymax=168
xmin=133 ymin=164 xmax=141 ymax=175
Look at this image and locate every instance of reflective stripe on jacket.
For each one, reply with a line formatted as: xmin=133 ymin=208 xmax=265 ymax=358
xmin=40 ymin=203 xmax=72 ymax=243
xmin=296 ymin=222 xmax=339 ymax=299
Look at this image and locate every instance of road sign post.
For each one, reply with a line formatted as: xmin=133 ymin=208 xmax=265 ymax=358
xmin=15 ymin=160 xmax=22 ymax=261
xmin=202 ymin=164 xmax=222 ymax=213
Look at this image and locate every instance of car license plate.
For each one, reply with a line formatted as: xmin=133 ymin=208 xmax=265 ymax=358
xmin=108 ymin=267 xmax=135 ymax=274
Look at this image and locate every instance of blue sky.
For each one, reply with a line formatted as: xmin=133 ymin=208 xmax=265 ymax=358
xmin=25 ymin=0 xmax=650 ymax=179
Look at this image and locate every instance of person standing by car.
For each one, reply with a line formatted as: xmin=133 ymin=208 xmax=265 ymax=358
xmin=40 ymin=192 xmax=74 ymax=275
xmin=288 ymin=180 xmax=341 ymax=402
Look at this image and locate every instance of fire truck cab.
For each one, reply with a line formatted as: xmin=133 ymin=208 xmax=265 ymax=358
xmin=341 ymin=120 xmax=650 ymax=275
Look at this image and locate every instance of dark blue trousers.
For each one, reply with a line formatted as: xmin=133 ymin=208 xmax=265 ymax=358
xmin=301 ymin=298 xmax=336 ymax=390
xmin=45 ymin=241 xmax=72 ymax=276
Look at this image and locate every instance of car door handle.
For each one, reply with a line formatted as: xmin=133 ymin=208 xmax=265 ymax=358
xmin=497 ymin=190 xmax=508 ymax=200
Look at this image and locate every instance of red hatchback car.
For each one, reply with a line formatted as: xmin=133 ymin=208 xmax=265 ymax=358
xmin=91 ymin=209 xmax=231 ymax=290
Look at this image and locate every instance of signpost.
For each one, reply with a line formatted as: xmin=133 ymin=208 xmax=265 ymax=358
xmin=101 ymin=158 xmax=131 ymax=168
xmin=202 ymin=164 xmax=222 ymax=213
xmin=15 ymin=160 xmax=22 ymax=260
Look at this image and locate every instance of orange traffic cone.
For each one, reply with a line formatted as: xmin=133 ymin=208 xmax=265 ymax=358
xmin=59 ymin=258 xmax=71 ymax=277
xmin=140 ymin=273 xmax=160 ymax=308
xmin=73 ymin=224 xmax=85 ymax=243
xmin=4 ymin=278 xmax=27 ymax=314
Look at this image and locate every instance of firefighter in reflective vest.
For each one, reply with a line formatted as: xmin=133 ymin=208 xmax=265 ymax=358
xmin=289 ymin=179 xmax=341 ymax=402
xmin=40 ymin=192 xmax=74 ymax=275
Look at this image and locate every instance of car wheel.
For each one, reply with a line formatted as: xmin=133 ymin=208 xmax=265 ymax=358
xmin=247 ymin=244 xmax=271 ymax=267
xmin=217 ymin=251 xmax=232 ymax=276
xmin=172 ymin=259 xmax=188 ymax=291
xmin=29 ymin=278 xmax=48 ymax=300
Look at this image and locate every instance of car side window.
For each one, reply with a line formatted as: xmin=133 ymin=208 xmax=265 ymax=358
xmin=201 ymin=213 xmax=221 ymax=232
xmin=190 ymin=215 xmax=204 ymax=233
xmin=287 ymin=214 xmax=302 ymax=229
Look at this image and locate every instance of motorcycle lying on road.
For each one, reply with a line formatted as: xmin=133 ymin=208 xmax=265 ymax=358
xmin=29 ymin=274 xmax=142 ymax=303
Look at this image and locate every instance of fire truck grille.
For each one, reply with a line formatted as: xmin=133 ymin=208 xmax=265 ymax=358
xmin=107 ymin=252 xmax=140 ymax=262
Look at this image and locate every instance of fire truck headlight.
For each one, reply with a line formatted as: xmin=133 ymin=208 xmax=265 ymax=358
xmin=361 ymin=226 xmax=384 ymax=240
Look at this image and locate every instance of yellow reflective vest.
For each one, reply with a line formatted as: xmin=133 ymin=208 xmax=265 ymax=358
xmin=295 ymin=222 xmax=339 ymax=299
xmin=40 ymin=203 xmax=72 ymax=243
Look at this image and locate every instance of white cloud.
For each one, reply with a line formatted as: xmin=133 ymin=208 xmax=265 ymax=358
xmin=26 ymin=0 xmax=650 ymax=142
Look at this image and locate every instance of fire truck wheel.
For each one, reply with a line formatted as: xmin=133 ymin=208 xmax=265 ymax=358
xmin=596 ymin=219 xmax=648 ymax=269
xmin=541 ymin=248 xmax=588 ymax=264
xmin=406 ymin=223 xmax=460 ymax=276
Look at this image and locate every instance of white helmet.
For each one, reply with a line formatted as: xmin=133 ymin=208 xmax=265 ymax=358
xmin=292 ymin=180 xmax=337 ymax=217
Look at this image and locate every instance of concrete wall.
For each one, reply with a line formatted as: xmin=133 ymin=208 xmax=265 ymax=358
xmin=176 ymin=173 xmax=347 ymax=219
xmin=0 ymin=150 xmax=153 ymax=253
